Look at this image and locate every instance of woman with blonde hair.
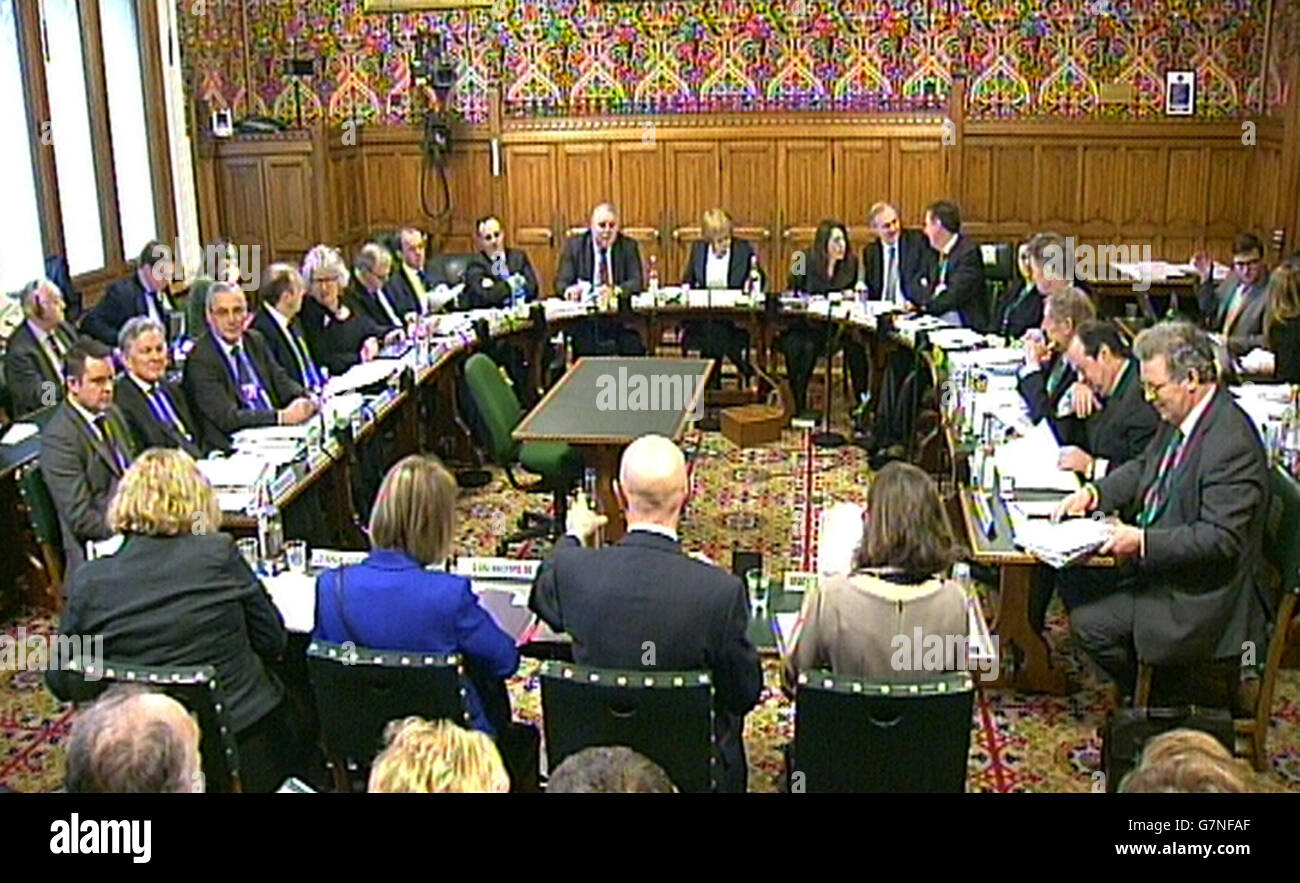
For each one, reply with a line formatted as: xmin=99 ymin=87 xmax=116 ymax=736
xmin=313 ymin=454 xmax=519 ymax=735
xmin=679 ymin=207 xmax=762 ymax=386
xmin=784 ymin=461 xmax=969 ymax=687
xmin=45 ymin=447 xmax=297 ymax=792
xmin=1265 ymin=262 xmax=1300 ymax=383
xmin=367 ymin=717 xmax=510 ymax=793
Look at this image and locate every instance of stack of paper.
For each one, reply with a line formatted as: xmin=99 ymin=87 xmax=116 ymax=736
xmin=994 ymin=421 xmax=1079 ymax=493
xmin=1011 ymin=517 xmax=1113 ymax=568
xmin=928 ymin=328 xmax=987 ymax=351
xmin=324 ymin=358 xmax=402 ymax=395
xmin=0 ymin=422 xmax=38 ymax=445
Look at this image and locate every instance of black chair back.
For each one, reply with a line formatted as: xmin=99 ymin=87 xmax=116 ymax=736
xmin=63 ymin=659 xmax=242 ymax=793
xmin=306 ymin=639 xmax=468 ymax=767
xmin=539 ymin=661 xmax=715 ymax=792
xmin=792 ymin=670 xmax=975 ymax=792
xmin=429 ymin=253 xmax=474 ymax=288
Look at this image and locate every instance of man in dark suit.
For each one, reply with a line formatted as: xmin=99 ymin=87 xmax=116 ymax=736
xmin=1058 ymin=320 xmax=1160 ymax=481
xmin=385 ymin=226 xmax=457 ymax=315
xmin=348 ymin=242 xmax=411 ymax=333
xmin=862 ymin=202 xmax=936 ymax=307
xmin=529 ymin=435 xmax=763 ymax=792
xmin=462 ymin=215 xmax=541 ymax=310
xmin=1192 ymin=233 xmax=1269 ymax=357
xmin=115 ymin=316 xmax=202 ymax=458
xmin=1017 ymin=285 xmax=1095 ymax=447
xmin=250 ymin=264 xmax=325 ymax=390
xmin=1054 ymin=321 xmax=1268 ymax=698
xmin=918 ymin=200 xmax=989 ymax=332
xmin=182 ymin=281 xmax=318 ymax=453
xmin=992 ymin=242 xmax=1044 ymax=340
xmin=81 ymin=240 xmax=177 ymax=346
xmin=555 ymin=202 xmax=646 ymax=356
xmin=679 ymin=208 xmax=762 ymax=385
xmin=39 ymin=339 xmax=136 ymax=576
xmin=4 ymin=278 xmax=77 ymax=416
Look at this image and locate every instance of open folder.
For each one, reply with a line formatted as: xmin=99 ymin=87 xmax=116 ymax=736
xmin=994 ymin=420 xmax=1080 ymax=494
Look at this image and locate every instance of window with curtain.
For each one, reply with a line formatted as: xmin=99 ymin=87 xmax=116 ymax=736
xmin=101 ymin=0 xmax=158 ymax=259
xmin=0 ymin=0 xmax=46 ymax=293
xmin=42 ymin=0 xmax=105 ymax=275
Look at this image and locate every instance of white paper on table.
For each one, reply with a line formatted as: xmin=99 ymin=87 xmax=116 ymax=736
xmin=0 ymin=422 xmax=38 ymax=445
xmin=1008 ymin=499 xmax=1066 ymax=519
xmin=196 ymin=453 xmax=273 ymax=490
xmin=995 ymin=420 xmax=1080 ymax=493
xmin=1012 ymin=517 xmax=1113 ymax=569
xmin=1239 ymin=348 xmax=1276 ymax=376
xmin=324 ymin=359 xmax=402 ymax=395
xmin=309 ymin=548 xmax=368 ymax=570
xmin=818 ymin=502 xmax=864 ymax=577
xmin=262 ymin=571 xmax=317 ymax=633
xmin=217 ymin=492 xmax=254 ymax=513
xmin=928 ymin=328 xmax=986 ymax=351
xmin=86 ymin=534 xmax=125 ymax=561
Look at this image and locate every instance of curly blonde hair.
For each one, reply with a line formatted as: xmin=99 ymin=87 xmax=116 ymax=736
xmin=367 ymin=717 xmax=509 ymax=794
xmin=107 ymin=448 xmax=222 ymax=537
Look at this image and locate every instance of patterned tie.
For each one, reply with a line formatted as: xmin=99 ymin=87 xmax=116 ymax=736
xmin=594 ymin=249 xmax=606 ymax=287
xmin=148 ymin=384 xmax=193 ymax=443
xmin=231 ymin=345 xmax=273 ymax=411
xmin=1139 ymin=427 xmax=1185 ymax=527
xmin=288 ymin=324 xmax=324 ymax=388
xmin=937 ymin=255 xmax=950 ymax=287
xmin=93 ymin=415 xmax=130 ymax=472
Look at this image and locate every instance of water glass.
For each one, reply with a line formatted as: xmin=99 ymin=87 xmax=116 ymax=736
xmin=285 ymin=540 xmax=308 ymax=573
xmin=237 ymin=537 xmax=259 ymax=571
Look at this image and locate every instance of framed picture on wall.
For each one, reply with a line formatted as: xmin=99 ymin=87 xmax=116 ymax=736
xmin=1165 ymin=71 xmax=1195 ymax=115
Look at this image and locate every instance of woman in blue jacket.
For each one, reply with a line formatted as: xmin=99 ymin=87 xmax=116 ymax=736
xmin=313 ymin=454 xmax=520 ymax=734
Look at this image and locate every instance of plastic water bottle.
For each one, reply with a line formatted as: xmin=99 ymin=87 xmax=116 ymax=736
xmin=582 ymin=466 xmax=603 ymax=548
xmin=647 ymin=255 xmax=660 ymax=295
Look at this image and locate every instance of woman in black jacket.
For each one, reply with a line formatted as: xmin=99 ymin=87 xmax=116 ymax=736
xmin=779 ymin=220 xmax=859 ymax=417
xmin=298 ymin=244 xmax=389 ymax=377
xmin=45 ymin=448 xmax=301 ymax=792
xmin=1266 ymin=262 xmax=1300 ymax=383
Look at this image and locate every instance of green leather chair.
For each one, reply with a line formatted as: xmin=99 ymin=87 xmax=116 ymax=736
xmin=17 ymin=463 xmax=64 ymax=608
xmin=185 ymin=276 xmax=215 ymax=339
xmin=462 ymin=352 xmax=582 ymax=554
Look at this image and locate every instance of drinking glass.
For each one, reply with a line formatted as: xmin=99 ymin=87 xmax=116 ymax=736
xmin=237 ymin=538 xmax=259 ymax=571
xmin=285 ymin=540 xmax=308 ymax=573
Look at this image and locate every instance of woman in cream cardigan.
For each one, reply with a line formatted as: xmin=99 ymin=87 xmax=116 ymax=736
xmin=783 ymin=462 xmax=969 ymax=688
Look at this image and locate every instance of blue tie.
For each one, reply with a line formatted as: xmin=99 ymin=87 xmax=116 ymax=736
xmin=231 ymin=345 xmax=273 ymax=411
xmin=148 ymin=384 xmax=193 ymax=443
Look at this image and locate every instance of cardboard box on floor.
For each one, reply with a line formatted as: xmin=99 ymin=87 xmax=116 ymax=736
xmin=721 ymin=372 xmax=793 ymax=447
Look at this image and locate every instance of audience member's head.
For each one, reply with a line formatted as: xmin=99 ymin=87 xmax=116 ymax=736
xmin=1067 ymin=319 xmax=1130 ymax=394
xmin=868 ymin=202 xmax=901 ymax=245
xmin=546 ymin=746 xmax=676 ymax=793
xmin=1027 ymin=232 xmax=1069 ymax=293
xmin=302 ymin=244 xmax=350 ymax=313
xmin=118 ymin=316 xmax=170 ymax=385
xmin=1132 ymin=321 xmax=1219 ymax=425
xmin=616 ymin=434 xmax=689 ymax=530
xmin=66 ymin=684 xmax=202 ymax=794
xmin=702 ymin=207 xmax=734 ymax=254
xmin=1231 ymin=232 xmax=1265 ymax=287
xmin=1041 ymin=286 xmax=1095 ymax=352
xmin=589 ymin=202 xmax=620 ymax=249
xmin=811 ymin=219 xmax=849 ymax=271
xmin=354 ymin=242 xmax=392 ymax=292
xmin=398 ymin=227 xmax=427 ymax=271
xmin=1139 ymin=727 xmax=1233 ymax=768
xmin=108 ymin=448 xmax=220 ymax=538
xmin=857 ymin=461 xmax=961 ymax=580
xmin=21 ymin=277 xmax=66 ymax=330
xmin=476 ymin=215 xmax=505 ymax=258
xmin=63 ymin=338 xmax=116 ymax=413
xmin=922 ymin=200 xmax=961 ymax=250
xmin=1119 ymin=728 xmax=1255 ymax=793
xmin=205 ymin=281 xmax=250 ymax=345
xmin=368 ymin=454 xmax=458 ymax=566
xmin=260 ymin=263 xmax=306 ymax=320
xmin=135 ymin=241 xmax=174 ymax=292
xmin=204 ymin=239 xmax=242 ymax=284
xmin=1016 ymin=241 xmax=1033 ymax=282
xmin=367 ymin=717 xmax=509 ymax=793
xmin=1266 ymin=262 xmax=1300 ymax=329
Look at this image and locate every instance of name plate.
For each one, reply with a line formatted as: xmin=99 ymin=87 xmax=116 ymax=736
xmin=309 ymin=548 xmax=368 ymax=569
xmin=270 ymin=467 xmax=298 ymax=502
xmin=783 ymin=571 xmax=818 ymax=593
xmin=452 ymin=557 xmax=541 ymax=582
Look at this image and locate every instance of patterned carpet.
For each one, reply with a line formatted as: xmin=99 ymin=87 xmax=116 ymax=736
xmin=5 ymin=410 xmax=1300 ymax=792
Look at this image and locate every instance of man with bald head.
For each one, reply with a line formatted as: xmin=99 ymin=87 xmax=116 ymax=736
xmin=66 ymin=684 xmax=203 ymax=793
xmin=529 ymin=434 xmax=762 ymax=792
xmin=554 ymin=202 xmax=647 ymax=357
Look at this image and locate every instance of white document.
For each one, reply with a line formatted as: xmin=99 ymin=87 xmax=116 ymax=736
xmin=196 ymin=454 xmax=273 ymax=490
xmin=1012 ymin=517 xmax=1113 ymax=569
xmin=0 ymin=422 xmax=38 ymax=445
xmin=263 ymin=571 xmax=317 ymax=634
xmin=324 ymin=359 xmax=402 ymax=396
xmin=995 ymin=420 xmax=1080 ymax=493
xmin=818 ymin=502 xmax=864 ymax=577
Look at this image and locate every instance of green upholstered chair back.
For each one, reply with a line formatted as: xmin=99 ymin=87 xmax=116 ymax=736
xmin=18 ymin=464 xmax=61 ymax=548
xmin=1265 ymin=465 xmax=1300 ymax=612
xmin=185 ymin=276 xmax=214 ymax=339
xmin=463 ymin=352 xmax=523 ymax=465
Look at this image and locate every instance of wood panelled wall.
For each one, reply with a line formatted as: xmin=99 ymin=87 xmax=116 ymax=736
xmin=195 ymin=96 xmax=1297 ymax=295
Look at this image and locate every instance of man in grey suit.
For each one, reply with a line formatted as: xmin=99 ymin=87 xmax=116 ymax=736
xmin=4 ymin=278 xmax=78 ymax=416
xmin=1055 ymin=321 xmax=1268 ymax=699
xmin=1192 ymin=233 xmax=1269 ymax=357
xmin=39 ymin=338 xmax=136 ymax=577
xmin=529 ymin=434 xmax=762 ymax=792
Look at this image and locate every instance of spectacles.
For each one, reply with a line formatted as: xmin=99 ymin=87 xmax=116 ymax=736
xmin=1141 ymin=378 xmax=1177 ymax=399
xmin=1233 ymin=257 xmax=1262 ymax=268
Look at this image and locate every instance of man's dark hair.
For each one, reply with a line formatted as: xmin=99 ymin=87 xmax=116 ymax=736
xmin=1232 ymin=233 xmax=1263 ymax=257
xmin=258 ymin=265 xmax=298 ymax=309
xmin=63 ymin=337 xmax=112 ymax=382
xmin=66 ymin=684 xmax=195 ymax=794
xmin=1075 ymin=319 xmax=1130 ymax=360
xmin=136 ymin=240 xmax=170 ymax=269
xmin=924 ymin=200 xmax=962 ymax=234
xmin=546 ymin=746 xmax=676 ymax=793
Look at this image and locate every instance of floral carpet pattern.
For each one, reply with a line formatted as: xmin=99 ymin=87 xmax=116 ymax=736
xmin=4 ymin=420 xmax=1300 ymax=792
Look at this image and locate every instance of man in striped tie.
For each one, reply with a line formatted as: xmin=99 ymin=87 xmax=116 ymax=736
xmin=1054 ymin=321 xmax=1268 ymax=702
xmin=183 ymin=282 xmax=318 ymax=453
xmin=252 ymin=264 xmax=327 ymax=391
xmin=3 ymin=277 xmax=78 ymax=416
xmin=115 ymin=316 xmax=203 ymax=458
xmin=1192 ymin=233 xmax=1270 ymax=359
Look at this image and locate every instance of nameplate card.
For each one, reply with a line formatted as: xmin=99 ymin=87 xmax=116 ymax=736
xmin=452 ymin=557 xmax=541 ymax=582
xmin=783 ymin=571 xmax=818 ymax=593
xmin=269 ymin=467 xmax=298 ymax=502
xmin=309 ymin=548 xmax=368 ymax=569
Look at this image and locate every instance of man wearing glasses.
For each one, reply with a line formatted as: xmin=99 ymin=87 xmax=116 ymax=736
xmin=1192 ymin=233 xmax=1269 ymax=358
xmin=1053 ymin=321 xmax=1268 ymax=703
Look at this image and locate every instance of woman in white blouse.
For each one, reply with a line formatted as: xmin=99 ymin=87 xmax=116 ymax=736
xmin=680 ymin=208 xmax=762 ymax=385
